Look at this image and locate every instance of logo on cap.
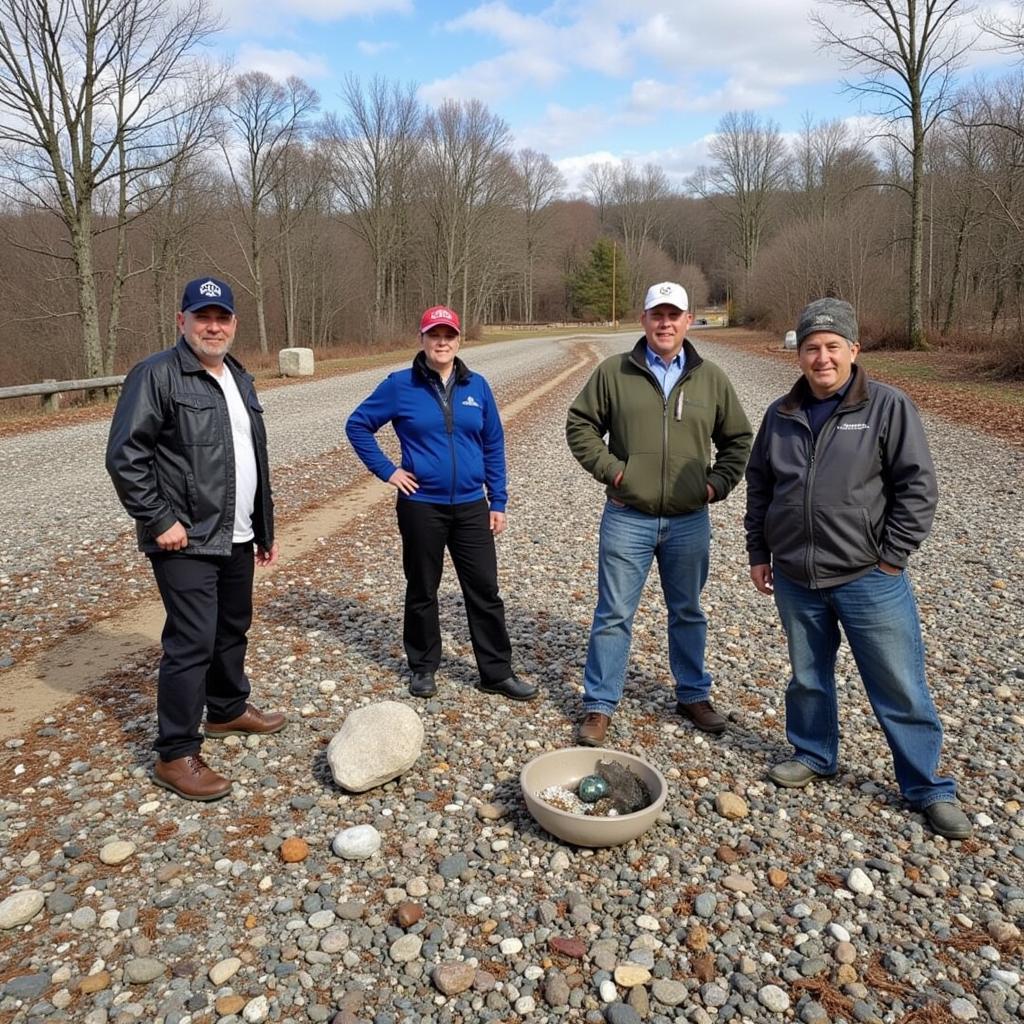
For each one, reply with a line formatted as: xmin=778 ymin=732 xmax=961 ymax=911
xmin=199 ymin=280 xmax=222 ymax=299
xmin=431 ymin=309 xmax=453 ymax=322
xmin=812 ymin=314 xmax=835 ymax=327
xmin=659 ymin=285 xmax=672 ymax=295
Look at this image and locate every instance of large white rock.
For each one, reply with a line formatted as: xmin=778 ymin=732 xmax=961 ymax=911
xmin=278 ymin=347 xmax=314 ymax=377
xmin=327 ymin=701 xmax=423 ymax=792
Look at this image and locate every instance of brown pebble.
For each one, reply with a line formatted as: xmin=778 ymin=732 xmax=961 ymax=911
xmin=480 ymin=918 xmax=498 ymax=935
xmin=279 ymin=837 xmax=309 ymax=863
xmin=835 ymin=941 xmax=857 ymax=964
xmin=549 ymin=936 xmax=587 ymax=959
xmin=432 ymin=962 xmax=477 ymax=995
xmin=244 ymin=914 xmax=258 ymax=929
xmin=215 ymin=995 xmax=246 ymax=1015
xmin=693 ymin=954 xmax=716 ymax=982
xmin=716 ymin=844 xmax=740 ymax=864
xmin=835 ymin=963 xmax=858 ymax=985
xmin=396 ymin=901 xmax=423 ymax=928
xmin=686 ymin=925 xmax=709 ymax=952
xmin=768 ymin=868 xmax=789 ymax=889
xmin=78 ymin=971 xmax=111 ymax=994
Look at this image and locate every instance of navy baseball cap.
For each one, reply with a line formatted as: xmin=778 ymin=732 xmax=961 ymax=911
xmin=181 ymin=277 xmax=235 ymax=314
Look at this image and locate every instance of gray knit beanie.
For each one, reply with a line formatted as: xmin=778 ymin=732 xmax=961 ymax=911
xmin=795 ymin=298 xmax=858 ymax=347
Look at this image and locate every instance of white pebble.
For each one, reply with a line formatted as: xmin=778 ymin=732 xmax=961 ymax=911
xmin=758 ymin=984 xmax=791 ymax=1012
xmin=331 ymin=825 xmax=381 ymax=860
xmin=599 ymin=979 xmax=618 ymax=1002
xmin=845 ymin=867 xmax=874 ymax=896
xmin=98 ymin=841 xmax=135 ymax=866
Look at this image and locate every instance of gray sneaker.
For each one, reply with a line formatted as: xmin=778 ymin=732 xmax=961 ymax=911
xmin=767 ymin=760 xmax=833 ymax=789
xmin=923 ymin=801 xmax=973 ymax=840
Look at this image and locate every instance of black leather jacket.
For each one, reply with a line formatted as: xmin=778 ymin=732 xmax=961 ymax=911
xmin=105 ymin=338 xmax=274 ymax=556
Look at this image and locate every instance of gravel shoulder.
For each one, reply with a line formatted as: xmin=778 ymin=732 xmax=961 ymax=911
xmin=0 ymin=335 xmax=1021 ymax=1024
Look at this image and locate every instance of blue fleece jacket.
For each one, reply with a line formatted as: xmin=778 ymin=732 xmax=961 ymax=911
xmin=346 ymin=354 xmax=508 ymax=511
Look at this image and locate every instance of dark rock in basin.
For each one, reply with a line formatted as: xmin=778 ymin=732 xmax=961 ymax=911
xmin=596 ymin=759 xmax=652 ymax=814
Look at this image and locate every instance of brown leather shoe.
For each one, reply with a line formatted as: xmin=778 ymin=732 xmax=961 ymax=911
xmin=205 ymin=704 xmax=286 ymax=738
xmin=153 ymin=753 xmax=232 ymax=801
xmin=578 ymin=712 xmax=611 ymax=747
xmin=677 ymin=700 xmax=727 ymax=734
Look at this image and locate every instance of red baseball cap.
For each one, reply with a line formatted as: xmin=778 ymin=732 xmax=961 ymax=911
xmin=419 ymin=305 xmax=461 ymax=335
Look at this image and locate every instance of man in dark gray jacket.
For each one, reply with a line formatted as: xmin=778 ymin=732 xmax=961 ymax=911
xmin=106 ymin=277 xmax=284 ymax=801
xmin=745 ymin=298 xmax=971 ymax=840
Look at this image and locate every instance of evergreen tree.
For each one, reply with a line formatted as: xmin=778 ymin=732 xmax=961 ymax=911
xmin=569 ymin=239 xmax=629 ymax=320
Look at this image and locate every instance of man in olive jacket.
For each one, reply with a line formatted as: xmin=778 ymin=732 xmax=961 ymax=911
xmin=566 ymin=282 xmax=752 ymax=746
xmin=106 ymin=277 xmax=285 ymax=801
xmin=744 ymin=297 xmax=971 ymax=840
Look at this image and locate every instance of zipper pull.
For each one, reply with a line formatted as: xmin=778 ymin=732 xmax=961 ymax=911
xmin=675 ymin=391 xmax=684 ymax=421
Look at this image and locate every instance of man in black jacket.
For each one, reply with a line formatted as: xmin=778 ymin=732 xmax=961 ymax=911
xmin=745 ymin=298 xmax=971 ymax=840
xmin=106 ymin=277 xmax=284 ymax=800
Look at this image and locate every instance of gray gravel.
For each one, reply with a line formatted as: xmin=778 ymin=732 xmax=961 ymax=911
xmin=0 ymin=333 xmax=1022 ymax=1024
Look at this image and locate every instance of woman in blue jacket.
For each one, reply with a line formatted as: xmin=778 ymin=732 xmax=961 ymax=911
xmin=346 ymin=305 xmax=537 ymax=702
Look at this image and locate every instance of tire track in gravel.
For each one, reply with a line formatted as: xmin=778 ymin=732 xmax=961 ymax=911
xmin=0 ymin=341 xmax=602 ymax=741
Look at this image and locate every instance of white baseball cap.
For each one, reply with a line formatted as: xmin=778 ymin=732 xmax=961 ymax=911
xmin=643 ymin=282 xmax=688 ymax=312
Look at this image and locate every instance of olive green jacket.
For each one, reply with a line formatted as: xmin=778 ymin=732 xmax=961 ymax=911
xmin=566 ymin=338 xmax=753 ymax=515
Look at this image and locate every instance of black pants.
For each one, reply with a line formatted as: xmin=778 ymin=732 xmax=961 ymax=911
xmin=149 ymin=544 xmax=254 ymax=760
xmin=396 ymin=497 xmax=512 ymax=685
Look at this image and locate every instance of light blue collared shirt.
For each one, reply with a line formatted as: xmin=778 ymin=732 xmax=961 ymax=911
xmin=645 ymin=344 xmax=687 ymax=397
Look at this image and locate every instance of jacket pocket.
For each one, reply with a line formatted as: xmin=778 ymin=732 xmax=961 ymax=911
xmin=764 ymin=502 xmax=806 ymax=563
xmin=665 ymin=455 xmax=709 ymax=509
xmin=812 ymin=505 xmax=879 ymax=576
xmin=614 ymin=452 xmax=659 ymax=511
xmin=172 ymin=393 xmax=219 ymax=445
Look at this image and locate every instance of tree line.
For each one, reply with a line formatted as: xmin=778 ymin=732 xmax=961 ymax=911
xmin=1 ymin=0 xmax=1022 ymax=386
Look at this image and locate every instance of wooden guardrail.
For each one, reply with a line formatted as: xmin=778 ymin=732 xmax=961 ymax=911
xmin=0 ymin=375 xmax=125 ymax=411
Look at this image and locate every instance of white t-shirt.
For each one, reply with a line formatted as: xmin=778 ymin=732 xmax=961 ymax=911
xmin=208 ymin=366 xmax=258 ymax=544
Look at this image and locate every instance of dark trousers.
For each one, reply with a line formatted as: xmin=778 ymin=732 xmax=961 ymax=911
xmin=396 ymin=497 xmax=512 ymax=685
xmin=149 ymin=544 xmax=254 ymax=760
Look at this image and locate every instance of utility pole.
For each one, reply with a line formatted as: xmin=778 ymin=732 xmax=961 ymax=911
xmin=611 ymin=240 xmax=617 ymax=326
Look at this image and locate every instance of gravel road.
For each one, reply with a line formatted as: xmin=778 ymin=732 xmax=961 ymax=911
xmin=0 ymin=333 xmax=1022 ymax=1024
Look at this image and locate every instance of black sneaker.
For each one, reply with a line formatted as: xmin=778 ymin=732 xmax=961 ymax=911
xmin=408 ymin=672 xmax=437 ymax=698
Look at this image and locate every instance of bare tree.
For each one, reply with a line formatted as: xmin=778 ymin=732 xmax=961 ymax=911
xmin=610 ymin=161 xmax=673 ymax=306
xmin=271 ymin=140 xmax=329 ymax=346
xmin=325 ymin=75 xmax=420 ymax=340
xmin=813 ymin=0 xmax=976 ymax=348
xmin=691 ymin=111 xmax=789 ymax=309
xmin=221 ymin=71 xmax=320 ymax=353
xmin=581 ymin=161 xmax=618 ymax=230
xmin=0 ymin=0 xmax=221 ymax=376
xmin=420 ymin=98 xmax=515 ymax=325
xmin=512 ymin=148 xmax=564 ymax=322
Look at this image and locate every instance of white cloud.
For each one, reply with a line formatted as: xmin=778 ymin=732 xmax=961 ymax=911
xmin=419 ymin=50 xmax=565 ymax=106
xmin=235 ymin=44 xmax=330 ymax=82
xmin=357 ymin=39 xmax=397 ymax=56
xmin=218 ymin=0 xmax=411 ymax=33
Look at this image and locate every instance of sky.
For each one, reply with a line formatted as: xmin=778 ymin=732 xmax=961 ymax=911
xmin=214 ymin=0 xmax=1019 ymax=192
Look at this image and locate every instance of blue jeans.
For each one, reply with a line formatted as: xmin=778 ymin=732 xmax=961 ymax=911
xmin=582 ymin=501 xmax=712 ymax=716
xmin=773 ymin=568 xmax=956 ymax=808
